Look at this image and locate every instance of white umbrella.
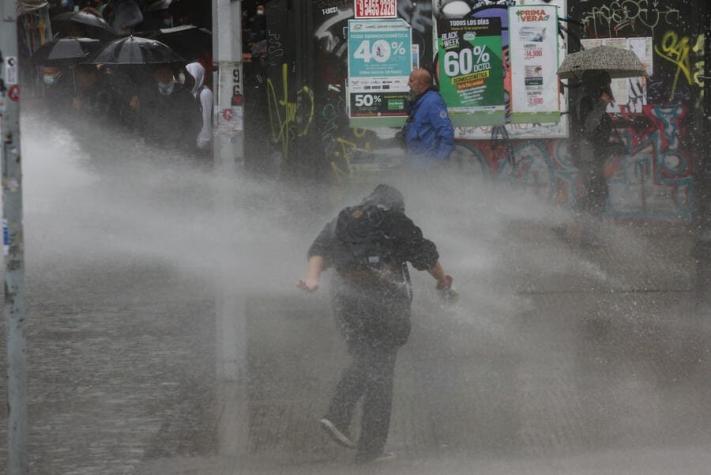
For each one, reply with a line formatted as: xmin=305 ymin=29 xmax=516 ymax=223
xmin=558 ymin=45 xmax=646 ymax=79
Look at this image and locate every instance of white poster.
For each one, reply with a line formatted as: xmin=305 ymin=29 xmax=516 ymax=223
xmin=628 ymin=37 xmax=654 ymax=76
xmin=509 ymin=6 xmax=560 ymax=122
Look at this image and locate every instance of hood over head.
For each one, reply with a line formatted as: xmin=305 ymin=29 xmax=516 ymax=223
xmin=185 ymin=62 xmax=205 ymax=97
xmin=361 ymin=184 xmax=405 ymax=213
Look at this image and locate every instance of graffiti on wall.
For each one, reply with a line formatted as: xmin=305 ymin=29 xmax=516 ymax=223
xmin=477 ymin=0 xmax=703 ymax=221
xmin=314 ymin=5 xmax=352 ymax=59
xmin=456 ymin=101 xmax=693 ymax=219
xmin=316 ymin=81 xmax=377 ymax=178
xmin=654 ymin=31 xmax=704 ymax=104
xmin=578 ymin=0 xmax=682 ymax=37
xmin=266 ymin=63 xmax=315 ymax=161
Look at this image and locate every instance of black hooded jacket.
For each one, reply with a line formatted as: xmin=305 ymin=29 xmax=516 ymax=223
xmin=138 ymin=82 xmax=201 ymax=151
xmin=308 ymin=185 xmax=439 ymax=280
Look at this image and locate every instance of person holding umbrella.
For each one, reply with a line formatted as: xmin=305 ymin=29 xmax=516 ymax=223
xmin=72 ymin=63 xmax=118 ymax=124
xmin=90 ymin=35 xmax=201 ymax=153
xmin=134 ymin=62 xmax=201 ymax=152
xmin=572 ymin=70 xmax=614 ymax=221
xmin=38 ymin=65 xmax=74 ymax=116
xmin=558 ymin=46 xmax=646 ymax=244
xmin=32 ymin=37 xmax=103 ymax=118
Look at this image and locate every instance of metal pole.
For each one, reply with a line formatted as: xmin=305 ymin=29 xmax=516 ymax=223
xmin=212 ymin=0 xmax=248 ymax=459
xmin=696 ymin=14 xmax=711 ymax=311
xmin=1 ymin=0 xmax=28 ymax=473
xmin=213 ymin=0 xmax=245 ymax=173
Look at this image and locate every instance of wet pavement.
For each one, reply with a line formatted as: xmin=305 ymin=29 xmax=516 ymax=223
xmin=3 ymin=216 xmax=710 ymax=474
xmin=1 ymin=116 xmax=709 ymax=473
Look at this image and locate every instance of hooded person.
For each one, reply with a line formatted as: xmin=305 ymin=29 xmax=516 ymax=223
xmin=298 ymin=184 xmax=455 ymax=464
xmin=185 ymin=62 xmax=214 ymax=152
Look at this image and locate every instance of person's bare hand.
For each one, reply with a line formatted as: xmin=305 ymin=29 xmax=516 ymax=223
xmin=129 ymin=95 xmax=140 ymax=111
xmin=297 ymin=278 xmax=319 ymax=293
xmin=436 ymin=274 xmax=453 ymax=290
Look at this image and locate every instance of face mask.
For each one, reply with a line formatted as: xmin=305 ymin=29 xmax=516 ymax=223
xmin=157 ymin=81 xmax=175 ymax=95
xmin=256 ymin=8 xmax=264 ymax=15
xmin=43 ymin=74 xmax=61 ymax=87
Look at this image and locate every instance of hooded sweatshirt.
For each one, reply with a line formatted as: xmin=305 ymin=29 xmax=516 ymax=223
xmin=308 ymin=185 xmax=438 ymax=276
xmin=186 ymin=62 xmax=214 ymax=150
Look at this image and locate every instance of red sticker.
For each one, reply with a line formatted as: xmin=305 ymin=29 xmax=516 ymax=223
xmin=7 ymin=85 xmax=20 ymax=102
xmin=222 ymin=108 xmax=234 ymax=121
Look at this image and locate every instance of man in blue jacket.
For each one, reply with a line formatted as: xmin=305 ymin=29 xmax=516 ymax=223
xmin=402 ymin=68 xmax=455 ymax=169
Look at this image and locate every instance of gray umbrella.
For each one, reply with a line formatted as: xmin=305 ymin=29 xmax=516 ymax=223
xmin=557 ymin=45 xmax=646 ymax=79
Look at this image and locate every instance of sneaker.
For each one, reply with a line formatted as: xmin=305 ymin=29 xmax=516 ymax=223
xmin=355 ymin=451 xmax=396 ymax=464
xmin=373 ymin=451 xmax=396 ymax=463
xmin=319 ymin=417 xmax=356 ymax=449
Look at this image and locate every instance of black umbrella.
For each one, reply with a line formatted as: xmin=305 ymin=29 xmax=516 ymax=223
xmin=90 ymin=35 xmax=185 ymax=65
xmin=32 ymin=37 xmax=102 ymax=66
xmin=144 ymin=0 xmax=174 ymax=12
xmin=53 ymin=11 xmax=118 ymax=40
xmin=145 ymin=25 xmax=212 ymax=62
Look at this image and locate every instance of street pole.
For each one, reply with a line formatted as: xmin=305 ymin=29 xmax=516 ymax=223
xmin=213 ymin=0 xmax=245 ymax=173
xmin=1 ymin=1 xmax=28 ymax=474
xmin=697 ymin=13 xmax=711 ymax=311
xmin=212 ymin=0 xmax=248 ymax=459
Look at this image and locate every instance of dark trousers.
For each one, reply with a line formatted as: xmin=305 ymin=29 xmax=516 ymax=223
xmin=578 ymin=163 xmax=609 ymax=217
xmin=325 ymin=339 xmax=398 ymax=460
xmin=326 ymin=280 xmax=410 ymax=460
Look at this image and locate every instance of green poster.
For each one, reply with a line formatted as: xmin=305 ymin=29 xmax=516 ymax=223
xmin=437 ymin=17 xmax=505 ymax=127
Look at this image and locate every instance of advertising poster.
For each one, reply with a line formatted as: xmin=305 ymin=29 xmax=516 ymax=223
xmin=446 ymin=0 xmax=569 ymax=140
xmin=436 ymin=17 xmax=505 ymax=126
xmin=347 ymin=19 xmax=412 ymax=127
xmin=509 ymin=5 xmax=560 ymax=123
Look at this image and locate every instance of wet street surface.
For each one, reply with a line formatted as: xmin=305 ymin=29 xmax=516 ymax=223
xmin=3 ymin=216 xmax=711 ymax=474
xmin=1 ymin=119 xmax=710 ymax=473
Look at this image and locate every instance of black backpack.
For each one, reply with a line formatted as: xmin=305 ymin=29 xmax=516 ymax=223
xmin=334 ymin=205 xmax=397 ymax=272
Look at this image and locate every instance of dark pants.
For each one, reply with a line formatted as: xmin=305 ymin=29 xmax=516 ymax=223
xmin=325 ymin=340 xmax=398 ymax=460
xmin=578 ymin=163 xmax=609 ymax=217
xmin=326 ymin=279 xmax=410 ymax=461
